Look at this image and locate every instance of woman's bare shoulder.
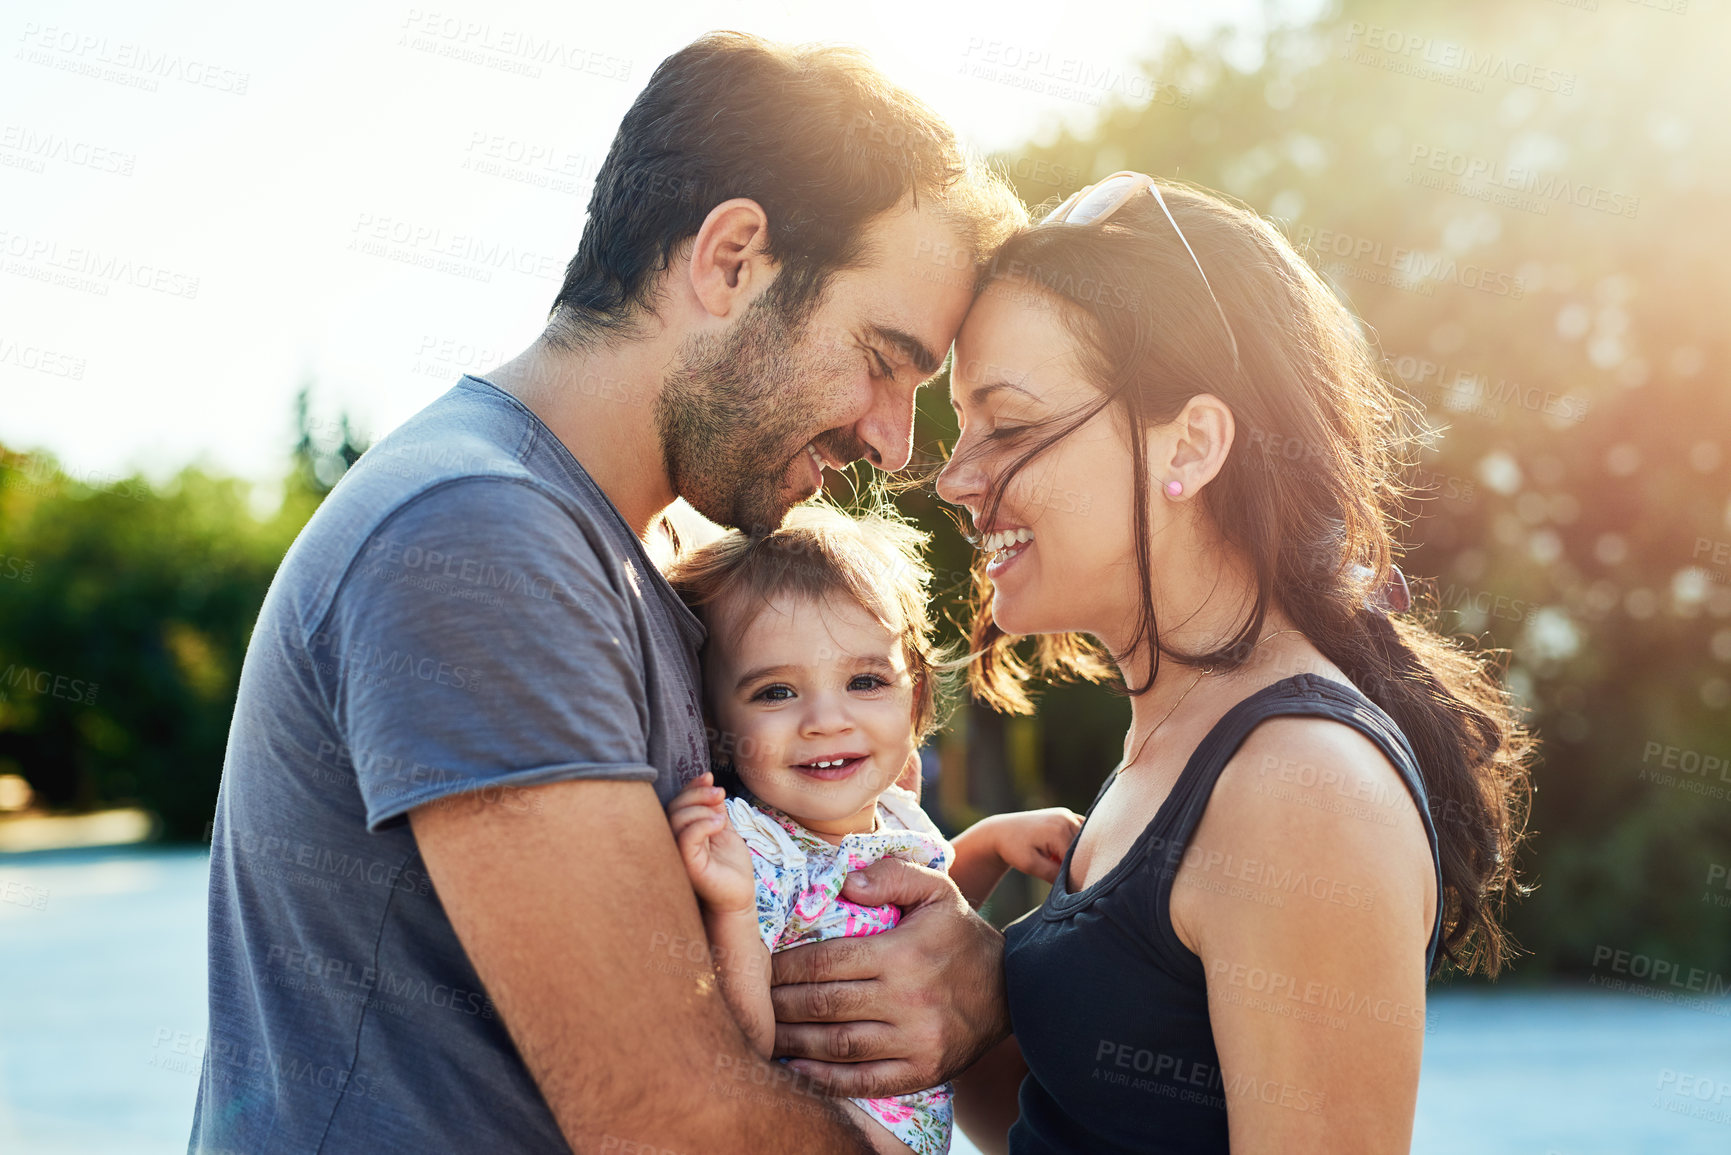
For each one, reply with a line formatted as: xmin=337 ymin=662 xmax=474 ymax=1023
xmin=1170 ymin=706 xmax=1436 ymax=957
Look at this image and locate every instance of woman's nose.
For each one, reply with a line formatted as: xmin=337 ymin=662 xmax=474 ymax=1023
xmin=934 ymin=441 xmax=983 ymax=513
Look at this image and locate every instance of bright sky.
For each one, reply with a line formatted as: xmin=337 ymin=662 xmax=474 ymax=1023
xmin=1 ymin=0 xmax=1318 ymax=488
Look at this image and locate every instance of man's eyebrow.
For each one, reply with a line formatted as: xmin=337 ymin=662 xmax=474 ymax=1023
xmin=869 ymin=324 xmax=941 ymax=377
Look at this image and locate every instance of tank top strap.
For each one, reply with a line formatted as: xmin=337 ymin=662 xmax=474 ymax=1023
xmin=1144 ymin=672 xmax=1446 ymax=977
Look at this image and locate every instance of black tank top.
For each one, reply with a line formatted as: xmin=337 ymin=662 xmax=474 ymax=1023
xmin=1001 ymin=673 xmax=1444 ymax=1154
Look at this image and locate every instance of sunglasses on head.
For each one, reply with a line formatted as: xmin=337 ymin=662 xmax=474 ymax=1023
xmin=1042 ymin=171 xmax=1242 ymax=376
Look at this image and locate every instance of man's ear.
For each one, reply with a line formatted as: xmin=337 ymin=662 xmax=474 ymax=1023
xmin=1150 ymin=392 xmax=1235 ymax=499
xmin=686 ymin=198 xmax=774 ymax=319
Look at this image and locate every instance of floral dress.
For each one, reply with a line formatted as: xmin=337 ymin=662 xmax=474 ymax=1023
xmin=725 ymin=784 xmax=955 ymax=1155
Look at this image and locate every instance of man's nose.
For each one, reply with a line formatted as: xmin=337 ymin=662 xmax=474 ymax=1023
xmin=851 ymin=380 xmax=917 ymax=473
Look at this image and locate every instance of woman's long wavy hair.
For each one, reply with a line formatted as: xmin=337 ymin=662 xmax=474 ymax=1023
xmin=959 ymin=181 xmax=1535 ymax=976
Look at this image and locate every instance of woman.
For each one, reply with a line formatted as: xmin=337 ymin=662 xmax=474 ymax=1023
xmin=934 ymin=174 xmax=1533 ymax=1153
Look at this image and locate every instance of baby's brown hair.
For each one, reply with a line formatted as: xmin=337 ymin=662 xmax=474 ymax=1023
xmin=665 ymin=502 xmax=952 ymax=745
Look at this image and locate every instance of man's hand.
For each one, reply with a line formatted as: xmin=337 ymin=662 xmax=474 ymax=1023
xmin=769 ymin=857 xmax=1011 ymax=1098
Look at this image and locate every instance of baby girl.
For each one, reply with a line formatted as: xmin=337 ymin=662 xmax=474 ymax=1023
xmin=665 ymin=504 xmax=1082 ymax=1155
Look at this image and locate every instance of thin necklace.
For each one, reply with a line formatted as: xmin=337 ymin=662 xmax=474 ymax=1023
xmin=1116 ymin=628 xmax=1303 ymax=777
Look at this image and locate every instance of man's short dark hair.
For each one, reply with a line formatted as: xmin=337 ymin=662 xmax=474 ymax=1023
xmin=548 ymin=31 xmax=1023 ymax=346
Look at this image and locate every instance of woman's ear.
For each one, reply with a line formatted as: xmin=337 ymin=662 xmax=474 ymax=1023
xmin=685 ymin=198 xmax=773 ymax=319
xmin=1150 ymin=393 xmax=1235 ymax=499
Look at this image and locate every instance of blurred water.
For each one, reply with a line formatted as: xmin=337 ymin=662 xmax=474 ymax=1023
xmin=1 ymin=847 xmax=1726 ymax=1154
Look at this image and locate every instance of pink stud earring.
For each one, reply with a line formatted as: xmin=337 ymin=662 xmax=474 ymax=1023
xmin=1164 ymin=479 xmax=1184 ymax=498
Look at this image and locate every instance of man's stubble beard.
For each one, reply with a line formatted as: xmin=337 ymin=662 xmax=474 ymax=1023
xmin=656 ymin=294 xmax=835 ymax=536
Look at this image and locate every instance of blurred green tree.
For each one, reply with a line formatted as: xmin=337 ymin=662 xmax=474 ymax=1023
xmin=0 ymin=388 xmax=368 ymax=839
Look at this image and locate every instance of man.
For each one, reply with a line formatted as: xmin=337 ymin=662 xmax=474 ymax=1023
xmin=192 ymin=31 xmax=1027 ymax=1154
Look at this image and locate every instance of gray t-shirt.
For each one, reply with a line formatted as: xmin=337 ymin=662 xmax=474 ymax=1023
xmin=190 ymin=375 xmax=710 ymax=1153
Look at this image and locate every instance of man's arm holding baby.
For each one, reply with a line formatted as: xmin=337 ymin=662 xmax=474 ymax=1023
xmin=413 ymin=779 xmax=876 ymax=1154
xmin=357 ymin=482 xmax=877 ymax=1152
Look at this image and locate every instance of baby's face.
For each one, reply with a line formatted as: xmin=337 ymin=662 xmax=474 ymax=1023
xmin=705 ymin=591 xmax=919 ymax=841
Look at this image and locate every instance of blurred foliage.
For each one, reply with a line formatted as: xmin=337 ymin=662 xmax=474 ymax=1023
xmin=0 ymin=387 xmax=366 ymax=839
xmin=3 ymin=0 xmax=1728 ymax=981
xmin=901 ymin=0 xmax=1731 ymax=977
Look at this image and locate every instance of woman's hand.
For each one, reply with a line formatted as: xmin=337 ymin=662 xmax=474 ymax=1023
xmin=667 ymin=772 xmax=755 ymax=914
xmin=986 ymin=807 xmax=1084 ymax=885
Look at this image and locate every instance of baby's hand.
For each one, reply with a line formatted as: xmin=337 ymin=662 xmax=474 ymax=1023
xmin=992 ymin=807 xmax=1085 ymax=884
xmin=667 ymin=772 xmax=756 ymax=915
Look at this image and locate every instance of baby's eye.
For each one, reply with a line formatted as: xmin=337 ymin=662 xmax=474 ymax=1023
xmin=752 ymin=684 xmax=795 ymax=702
xmin=848 ymin=674 xmax=889 ymax=692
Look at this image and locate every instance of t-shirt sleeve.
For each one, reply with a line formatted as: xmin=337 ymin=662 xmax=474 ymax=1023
xmin=317 ymin=477 xmax=656 ymax=831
